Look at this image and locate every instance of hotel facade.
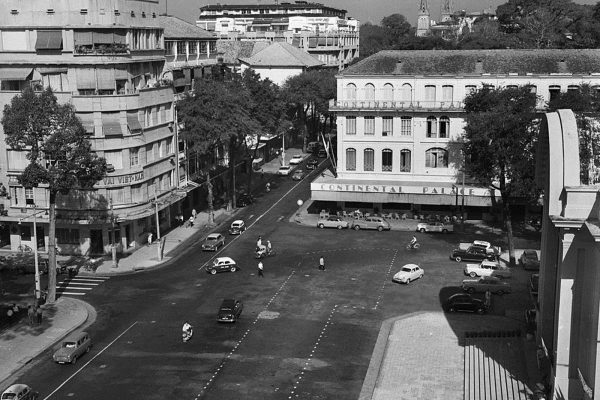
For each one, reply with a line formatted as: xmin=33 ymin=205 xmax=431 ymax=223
xmin=316 ymin=49 xmax=600 ymax=218
xmin=0 ymin=0 xmax=192 ymax=256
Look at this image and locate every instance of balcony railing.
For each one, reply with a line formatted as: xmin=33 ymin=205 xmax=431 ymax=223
xmin=74 ymin=43 xmax=130 ymax=56
xmin=329 ymin=99 xmax=465 ymax=111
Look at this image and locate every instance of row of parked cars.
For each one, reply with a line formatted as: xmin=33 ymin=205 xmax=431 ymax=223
xmin=317 ymin=215 xmax=391 ymax=231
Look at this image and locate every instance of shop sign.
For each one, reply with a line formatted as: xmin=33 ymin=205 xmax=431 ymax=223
xmin=316 ymin=183 xmax=497 ymax=197
xmin=103 ymin=172 xmax=144 ymax=187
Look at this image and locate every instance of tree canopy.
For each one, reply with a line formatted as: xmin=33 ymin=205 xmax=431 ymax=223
xmin=1 ymin=87 xmax=107 ymax=303
xmin=462 ymin=86 xmax=539 ymax=265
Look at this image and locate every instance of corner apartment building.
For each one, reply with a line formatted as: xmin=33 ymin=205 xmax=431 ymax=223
xmin=0 ymin=0 xmax=187 ymax=256
xmin=536 ymin=109 xmax=600 ymax=400
xmin=318 ymin=49 xmax=600 ymax=218
xmin=196 ymin=1 xmax=359 ymax=70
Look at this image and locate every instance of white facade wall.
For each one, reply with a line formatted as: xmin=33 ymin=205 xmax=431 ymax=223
xmin=240 ymin=64 xmax=304 ymax=86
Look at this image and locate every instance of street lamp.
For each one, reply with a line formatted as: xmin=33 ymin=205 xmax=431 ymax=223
xmin=280 ymin=130 xmax=286 ymax=167
xmin=19 ymin=206 xmax=46 ymax=305
xmin=109 ymin=199 xmax=118 ymax=268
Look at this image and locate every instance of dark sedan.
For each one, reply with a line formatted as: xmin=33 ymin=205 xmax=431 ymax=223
xmin=217 ymin=299 xmax=243 ymax=323
xmin=306 ymin=159 xmax=318 ymax=170
xmin=443 ymin=292 xmax=491 ymax=314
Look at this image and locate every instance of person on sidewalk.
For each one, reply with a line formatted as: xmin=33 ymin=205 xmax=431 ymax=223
xmin=36 ymin=307 xmax=42 ymax=325
xmin=188 ymin=216 xmax=194 ymax=228
xmin=192 ymin=208 xmax=197 ymax=220
xmin=27 ymin=305 xmax=35 ymax=326
xmin=257 ymin=261 xmax=264 ymax=277
xmin=319 ymin=256 xmax=325 ymax=271
xmin=147 ymin=233 xmax=153 ymax=246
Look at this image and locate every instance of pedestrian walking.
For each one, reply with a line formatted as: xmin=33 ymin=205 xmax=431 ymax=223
xmin=36 ymin=307 xmax=42 ymax=325
xmin=192 ymin=208 xmax=197 ymax=220
xmin=256 ymin=236 xmax=262 ymax=251
xmin=188 ymin=216 xmax=194 ymax=228
xmin=257 ymin=261 xmax=264 ymax=277
xmin=27 ymin=305 xmax=35 ymax=326
xmin=147 ymin=232 xmax=153 ymax=246
xmin=319 ymin=256 xmax=325 ymax=271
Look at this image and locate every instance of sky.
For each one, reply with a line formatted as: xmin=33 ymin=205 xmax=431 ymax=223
xmin=160 ymin=0 xmax=599 ymax=27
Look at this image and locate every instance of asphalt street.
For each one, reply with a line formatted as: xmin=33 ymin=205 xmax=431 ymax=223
xmin=8 ymin=168 xmax=541 ymax=400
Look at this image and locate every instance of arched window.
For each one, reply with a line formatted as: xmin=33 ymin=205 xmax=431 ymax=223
xmin=439 ymin=116 xmax=450 ymax=138
xmin=364 ymin=148 xmax=374 ymax=171
xmin=400 ymin=150 xmax=411 ymax=172
xmin=426 ymin=116 xmax=437 ymax=138
xmin=382 ymin=83 xmax=394 ymax=100
xmin=345 ymin=83 xmax=356 ymax=100
xmin=425 ymin=148 xmax=448 ymax=168
xmin=382 ymin=149 xmax=393 ymax=171
xmin=346 ymin=148 xmax=356 ymax=171
xmin=364 ymin=83 xmax=375 ymax=100
xmin=401 ymin=83 xmax=412 ymax=103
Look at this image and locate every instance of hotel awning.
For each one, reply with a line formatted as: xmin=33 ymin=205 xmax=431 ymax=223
xmin=0 ymin=67 xmax=33 ymax=80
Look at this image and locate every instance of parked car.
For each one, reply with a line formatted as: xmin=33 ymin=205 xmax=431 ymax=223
xmin=229 ymin=220 xmax=246 ymax=235
xmin=206 ymin=257 xmax=239 ymax=275
xmin=520 ymin=250 xmax=540 ymax=270
xmin=443 ymin=292 xmax=491 ymax=314
xmin=277 ymin=165 xmax=292 ymax=176
xmin=288 ymin=154 xmax=305 ymax=165
xmin=52 ymin=331 xmax=92 ymax=364
xmin=464 ymin=260 xmax=512 ymax=279
xmin=291 ymin=169 xmax=305 ymax=181
xmin=530 ymin=273 xmax=539 ymax=296
xmin=317 ymin=149 xmax=327 ymax=158
xmin=458 ymin=240 xmax=501 ymax=257
xmin=217 ymin=299 xmax=244 ymax=323
xmin=1 ymin=384 xmax=39 ymax=400
xmin=306 ymin=159 xmax=318 ymax=170
xmin=392 ymin=264 xmax=424 ymax=284
xmin=317 ymin=216 xmax=349 ymax=230
xmin=351 ymin=217 xmax=391 ymax=231
xmin=461 ymin=276 xmax=512 ymax=295
xmin=236 ymin=193 xmax=254 ymax=207
xmin=416 ymin=222 xmax=454 ymax=233
xmin=202 ymin=233 xmax=225 ymax=252
xmin=451 ymin=245 xmax=498 ymax=263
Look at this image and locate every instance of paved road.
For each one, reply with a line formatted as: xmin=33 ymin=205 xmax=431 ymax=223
xmin=8 ymin=166 xmax=541 ymax=399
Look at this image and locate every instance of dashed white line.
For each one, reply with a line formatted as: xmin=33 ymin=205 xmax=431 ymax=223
xmin=373 ymin=249 xmax=398 ymax=310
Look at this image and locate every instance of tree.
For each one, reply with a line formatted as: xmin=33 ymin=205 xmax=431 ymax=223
xmin=282 ymin=69 xmax=336 ymax=151
xmin=178 ymin=76 xmax=259 ymax=210
xmin=462 ymin=86 xmax=539 ymax=266
xmin=1 ymin=87 xmax=107 ymax=303
xmin=458 ymin=19 xmax=521 ymax=49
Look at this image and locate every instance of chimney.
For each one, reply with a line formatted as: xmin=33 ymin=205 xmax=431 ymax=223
xmin=558 ymin=60 xmax=568 ymax=73
xmin=475 ymin=59 xmax=484 ymax=74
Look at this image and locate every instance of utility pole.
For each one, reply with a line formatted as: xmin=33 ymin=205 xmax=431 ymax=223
xmin=109 ymin=199 xmax=118 ymax=268
xmin=154 ymin=193 xmax=162 ymax=261
xmin=32 ymin=205 xmax=41 ymax=305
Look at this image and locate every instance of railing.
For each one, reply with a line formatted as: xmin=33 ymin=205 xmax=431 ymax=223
xmin=74 ymin=44 xmax=129 ymax=56
xmin=329 ymin=99 xmax=465 ymax=111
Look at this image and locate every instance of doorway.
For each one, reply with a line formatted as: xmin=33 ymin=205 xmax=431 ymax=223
xmin=89 ymin=229 xmax=104 ymax=255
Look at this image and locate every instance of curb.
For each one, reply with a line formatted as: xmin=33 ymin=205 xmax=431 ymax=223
xmin=0 ymin=297 xmax=92 ymax=388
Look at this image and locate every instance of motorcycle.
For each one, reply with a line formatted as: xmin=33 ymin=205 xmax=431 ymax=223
xmin=406 ymin=242 xmax=421 ymax=250
xmin=255 ymin=247 xmax=276 ymax=259
xmin=182 ymin=328 xmax=193 ymax=343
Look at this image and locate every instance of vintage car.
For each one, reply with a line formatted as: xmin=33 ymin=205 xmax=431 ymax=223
xmin=229 ymin=220 xmax=246 ymax=235
xmin=52 ymin=331 xmax=92 ymax=364
xmin=416 ymin=222 xmax=454 ymax=233
xmin=350 ymin=217 xmax=391 ymax=231
xmin=1 ymin=384 xmax=39 ymax=400
xmin=206 ymin=257 xmax=239 ymax=275
xmin=461 ymin=276 xmax=512 ymax=295
xmin=288 ymin=154 xmax=306 ymax=165
xmin=202 ymin=233 xmax=225 ymax=251
xmin=520 ymin=250 xmax=540 ymax=271
xmin=443 ymin=292 xmax=491 ymax=314
xmin=217 ymin=299 xmax=244 ymax=323
xmin=392 ymin=264 xmax=424 ymax=284
xmin=317 ymin=216 xmax=349 ymax=230
xmin=451 ymin=245 xmax=498 ymax=263
xmin=464 ymin=260 xmax=512 ymax=279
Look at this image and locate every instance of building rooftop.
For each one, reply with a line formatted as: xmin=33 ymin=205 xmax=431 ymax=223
xmin=216 ymin=41 xmax=271 ymax=65
xmin=157 ymin=15 xmax=215 ymax=39
xmin=200 ymin=2 xmax=346 ymax=13
xmin=341 ymin=49 xmax=600 ymax=76
xmin=239 ymin=41 xmax=324 ymax=67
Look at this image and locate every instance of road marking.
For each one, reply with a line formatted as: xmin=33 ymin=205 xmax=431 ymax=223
xmin=58 ymin=282 xmax=100 ymax=286
xmin=287 ymin=304 xmax=338 ymax=399
xmin=53 ymin=292 xmax=86 ymax=296
xmin=195 ymin=270 xmax=297 ymax=399
xmin=56 ymin=286 xmax=93 ymax=290
xmin=373 ymin=249 xmax=398 ymax=310
xmin=43 ymin=321 xmax=139 ymax=400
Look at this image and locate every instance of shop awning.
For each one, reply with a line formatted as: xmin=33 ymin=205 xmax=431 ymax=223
xmin=38 ymin=67 xmax=68 ymax=74
xmin=0 ymin=67 xmax=33 ymax=80
xmin=35 ymin=31 xmax=63 ymax=50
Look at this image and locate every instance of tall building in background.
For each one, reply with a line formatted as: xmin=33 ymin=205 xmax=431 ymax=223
xmin=416 ymin=0 xmax=431 ymax=37
xmin=196 ymin=1 xmax=359 ymax=70
xmin=0 ymin=0 xmax=191 ymax=256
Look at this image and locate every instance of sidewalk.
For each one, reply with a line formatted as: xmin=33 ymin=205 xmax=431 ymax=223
xmin=0 ymin=297 xmax=91 ymax=387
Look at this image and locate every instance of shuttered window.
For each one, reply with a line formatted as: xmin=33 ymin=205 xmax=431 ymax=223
xmin=77 ymin=113 xmax=95 ymax=135
xmin=96 ymin=68 xmax=115 ymax=90
xmin=364 ymin=149 xmax=374 ymax=171
xmin=76 ymin=68 xmax=96 ymax=89
xmin=35 ymin=30 xmax=63 ymax=50
xmin=364 ymin=116 xmax=375 ymax=135
xmin=74 ymin=31 xmax=93 ymax=46
xmin=127 ymin=111 xmax=142 ymax=133
xmin=102 ymin=112 xmax=123 ymax=137
xmin=346 ymin=148 xmax=356 ymax=171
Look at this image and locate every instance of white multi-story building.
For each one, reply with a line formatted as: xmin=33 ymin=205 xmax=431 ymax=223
xmin=316 ymin=49 xmax=600 ymax=218
xmin=0 ymin=0 xmax=191 ymax=256
xmin=196 ymin=1 xmax=359 ymax=70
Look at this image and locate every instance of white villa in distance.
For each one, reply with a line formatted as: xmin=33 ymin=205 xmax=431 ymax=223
xmin=317 ymin=49 xmax=600 ymax=219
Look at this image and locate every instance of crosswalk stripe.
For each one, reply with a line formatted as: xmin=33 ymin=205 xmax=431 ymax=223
xmin=70 ymin=278 xmax=108 ymax=282
xmin=58 ymin=292 xmax=86 ymax=296
xmin=59 ymin=282 xmax=100 ymax=286
xmin=57 ymin=286 xmax=93 ymax=290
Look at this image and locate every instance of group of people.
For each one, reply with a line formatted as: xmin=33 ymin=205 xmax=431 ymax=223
xmin=175 ymin=209 xmax=197 ymax=228
xmin=255 ymin=236 xmax=272 ymax=254
xmin=27 ymin=304 xmax=43 ymax=325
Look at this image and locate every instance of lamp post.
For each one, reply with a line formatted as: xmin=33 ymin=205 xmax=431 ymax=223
xmin=280 ymin=130 xmax=286 ymax=166
xmin=19 ymin=207 xmax=46 ymax=305
xmin=109 ymin=199 xmax=118 ymax=268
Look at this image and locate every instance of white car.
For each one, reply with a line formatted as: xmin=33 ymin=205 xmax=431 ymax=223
xmin=464 ymin=260 xmax=512 ymax=279
xmin=288 ymin=154 xmax=305 ymax=165
xmin=461 ymin=276 xmax=512 ymax=295
xmin=416 ymin=222 xmax=454 ymax=233
xmin=277 ymin=165 xmax=292 ymax=175
xmin=392 ymin=264 xmax=424 ymax=284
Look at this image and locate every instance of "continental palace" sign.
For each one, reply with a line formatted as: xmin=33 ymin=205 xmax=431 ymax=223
xmin=313 ymin=183 xmax=498 ymax=197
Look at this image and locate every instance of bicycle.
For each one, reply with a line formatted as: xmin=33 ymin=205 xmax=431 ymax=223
xmin=17 ymin=244 xmax=32 ymax=253
xmin=406 ymin=242 xmax=421 ymax=250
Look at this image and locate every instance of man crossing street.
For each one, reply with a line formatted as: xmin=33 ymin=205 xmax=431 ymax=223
xmin=257 ymin=261 xmax=264 ymax=277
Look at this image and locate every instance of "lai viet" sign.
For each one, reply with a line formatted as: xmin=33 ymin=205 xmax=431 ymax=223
xmin=102 ymin=172 xmax=144 ymax=187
